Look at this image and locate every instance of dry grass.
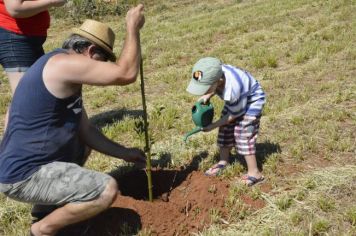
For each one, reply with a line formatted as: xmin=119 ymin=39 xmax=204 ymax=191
xmin=0 ymin=0 xmax=355 ymax=235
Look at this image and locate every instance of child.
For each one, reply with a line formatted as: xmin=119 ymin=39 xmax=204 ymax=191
xmin=186 ymin=57 xmax=266 ymax=186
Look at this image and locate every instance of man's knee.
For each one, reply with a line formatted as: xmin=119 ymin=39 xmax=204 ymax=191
xmin=97 ymin=177 xmax=117 ymax=208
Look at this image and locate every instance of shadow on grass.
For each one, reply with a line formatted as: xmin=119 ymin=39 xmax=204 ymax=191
xmin=58 ymin=208 xmax=142 ymax=236
xmin=89 ymin=108 xmax=143 ymax=128
xmin=88 ymin=108 xmax=152 ymax=143
xmin=151 ymin=151 xmax=172 ymax=168
xmin=231 ymin=140 xmax=281 ymax=171
xmin=109 ymin=151 xmax=209 ymax=200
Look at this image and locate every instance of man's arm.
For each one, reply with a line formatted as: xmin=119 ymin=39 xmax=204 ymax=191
xmin=78 ymin=110 xmax=146 ymax=165
xmin=4 ymin=0 xmax=66 ymax=18
xmin=43 ymin=4 xmax=145 ymax=88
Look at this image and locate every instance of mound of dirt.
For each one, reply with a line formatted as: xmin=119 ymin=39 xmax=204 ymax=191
xmin=58 ymin=168 xmax=264 ymax=236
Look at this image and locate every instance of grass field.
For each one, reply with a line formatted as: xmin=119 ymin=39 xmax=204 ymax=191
xmin=0 ymin=0 xmax=355 ymax=235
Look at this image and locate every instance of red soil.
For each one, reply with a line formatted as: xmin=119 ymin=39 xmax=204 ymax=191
xmin=58 ymin=169 xmax=265 ymax=236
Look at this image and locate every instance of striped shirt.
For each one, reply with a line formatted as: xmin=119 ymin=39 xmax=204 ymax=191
xmin=218 ymin=65 xmax=266 ymax=117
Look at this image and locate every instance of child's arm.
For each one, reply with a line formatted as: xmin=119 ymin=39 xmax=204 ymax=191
xmin=202 ymin=113 xmax=236 ymax=132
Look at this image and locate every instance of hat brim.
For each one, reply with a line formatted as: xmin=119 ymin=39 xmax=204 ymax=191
xmin=186 ymin=79 xmax=211 ymax=96
xmin=71 ymin=28 xmax=116 ymax=62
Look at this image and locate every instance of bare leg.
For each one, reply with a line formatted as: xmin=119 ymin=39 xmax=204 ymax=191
xmin=4 ymin=109 xmax=9 ymax=133
xmin=7 ymin=71 xmax=23 ymax=94
xmin=218 ymin=146 xmax=231 ymax=165
xmin=30 ymin=178 xmax=118 ymax=236
xmin=4 ymin=72 xmax=24 ymax=130
xmin=244 ymin=154 xmax=262 ymax=178
xmin=31 ymin=139 xmax=92 ymax=223
xmin=205 ymin=147 xmax=231 ymax=176
xmin=31 ymin=205 xmax=58 ymax=224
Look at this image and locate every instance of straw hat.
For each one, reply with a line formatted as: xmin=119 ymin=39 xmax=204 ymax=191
xmin=72 ymin=19 xmax=116 ymax=61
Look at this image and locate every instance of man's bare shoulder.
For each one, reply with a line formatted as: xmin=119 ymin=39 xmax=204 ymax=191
xmin=43 ymin=51 xmax=122 ymax=86
xmin=47 ymin=52 xmax=86 ymax=67
xmin=44 ymin=52 xmax=94 ymax=79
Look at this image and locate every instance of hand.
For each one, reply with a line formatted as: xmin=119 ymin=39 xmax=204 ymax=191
xmin=198 ymin=94 xmax=213 ymax=104
xmin=123 ymin=147 xmax=147 ymax=166
xmin=49 ymin=0 xmax=67 ymax=7
xmin=201 ymin=124 xmax=214 ymax=132
xmin=126 ymin=4 xmax=145 ymax=33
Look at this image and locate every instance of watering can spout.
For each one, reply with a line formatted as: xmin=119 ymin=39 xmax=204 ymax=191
xmin=183 ymin=126 xmax=202 ymax=142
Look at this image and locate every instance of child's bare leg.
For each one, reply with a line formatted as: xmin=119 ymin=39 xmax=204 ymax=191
xmin=244 ymin=154 xmax=263 ymax=179
xmin=205 ymin=146 xmax=231 ymax=176
xmin=218 ymin=146 xmax=231 ymax=165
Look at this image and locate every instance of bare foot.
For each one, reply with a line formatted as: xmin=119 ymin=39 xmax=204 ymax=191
xmin=204 ymin=161 xmax=228 ymax=177
xmin=241 ymin=174 xmax=265 ymax=186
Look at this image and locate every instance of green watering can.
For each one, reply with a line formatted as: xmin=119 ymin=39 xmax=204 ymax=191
xmin=183 ymin=101 xmax=214 ymax=142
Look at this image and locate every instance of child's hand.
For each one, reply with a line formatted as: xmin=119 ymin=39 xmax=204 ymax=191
xmin=198 ymin=94 xmax=212 ymax=104
xmin=201 ymin=124 xmax=214 ymax=132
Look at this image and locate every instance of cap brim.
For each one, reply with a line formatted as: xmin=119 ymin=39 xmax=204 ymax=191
xmin=71 ymin=28 xmax=116 ymax=62
xmin=186 ymin=79 xmax=211 ymax=96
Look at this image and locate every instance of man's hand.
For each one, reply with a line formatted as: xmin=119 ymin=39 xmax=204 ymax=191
xmin=123 ymin=148 xmax=147 ymax=166
xmin=126 ymin=4 xmax=145 ymax=34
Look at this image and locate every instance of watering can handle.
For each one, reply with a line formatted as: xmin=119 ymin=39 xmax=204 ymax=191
xmin=198 ymin=99 xmax=209 ymax=105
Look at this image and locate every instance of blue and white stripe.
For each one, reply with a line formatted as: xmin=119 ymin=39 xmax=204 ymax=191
xmin=219 ymin=65 xmax=266 ymax=117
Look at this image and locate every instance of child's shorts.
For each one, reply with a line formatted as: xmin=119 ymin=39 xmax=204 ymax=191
xmin=0 ymin=27 xmax=46 ymax=72
xmin=217 ymin=115 xmax=261 ymax=155
xmin=0 ymin=162 xmax=112 ymax=205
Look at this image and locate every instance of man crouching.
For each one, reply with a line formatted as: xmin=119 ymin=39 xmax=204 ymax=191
xmin=0 ymin=4 xmax=146 ymax=236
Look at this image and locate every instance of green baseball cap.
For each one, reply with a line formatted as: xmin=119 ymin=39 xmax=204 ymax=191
xmin=186 ymin=57 xmax=223 ymax=95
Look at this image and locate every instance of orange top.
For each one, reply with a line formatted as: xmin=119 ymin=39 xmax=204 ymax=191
xmin=0 ymin=0 xmax=49 ymax=36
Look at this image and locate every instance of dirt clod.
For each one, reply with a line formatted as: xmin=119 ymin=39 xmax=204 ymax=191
xmin=161 ymin=192 xmax=169 ymax=202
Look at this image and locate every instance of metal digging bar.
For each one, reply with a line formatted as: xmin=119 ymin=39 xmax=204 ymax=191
xmin=139 ymin=56 xmax=153 ymax=202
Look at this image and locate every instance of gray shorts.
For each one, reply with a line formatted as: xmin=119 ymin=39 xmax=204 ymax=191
xmin=0 ymin=162 xmax=112 ymax=205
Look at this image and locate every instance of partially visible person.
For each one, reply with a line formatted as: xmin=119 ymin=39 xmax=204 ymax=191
xmin=0 ymin=0 xmax=68 ymax=223
xmin=0 ymin=4 xmax=146 ymax=236
xmin=0 ymin=0 xmax=67 ymax=130
xmin=186 ymin=57 xmax=266 ymax=186
xmin=0 ymin=0 xmax=67 ymax=92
